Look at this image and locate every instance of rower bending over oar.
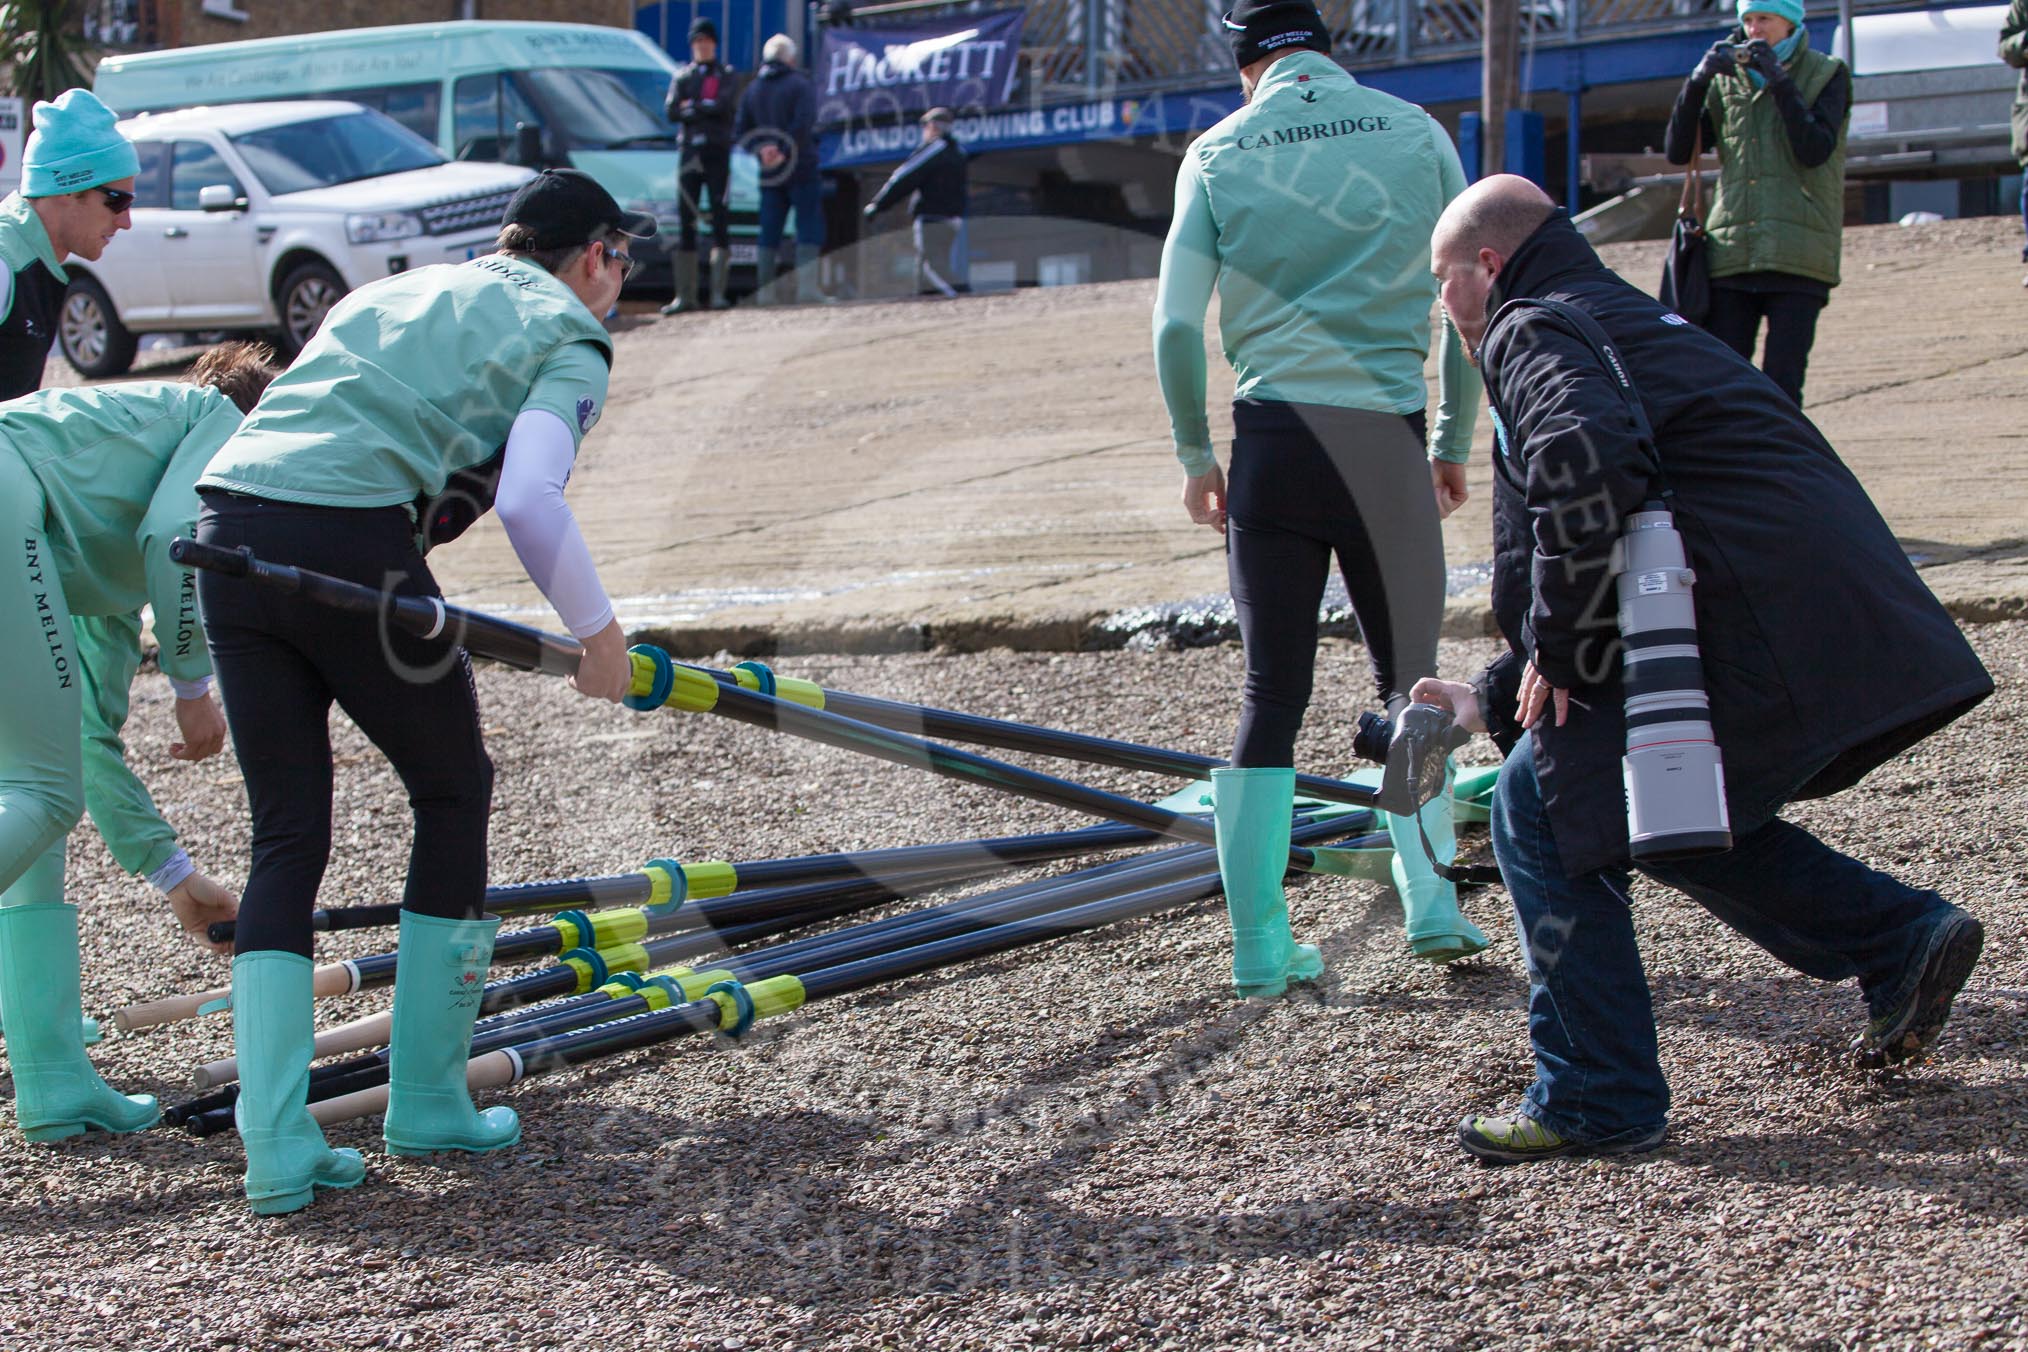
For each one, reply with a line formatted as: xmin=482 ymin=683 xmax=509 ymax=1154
xmin=0 ymin=344 xmax=277 ymax=1141
xmin=191 ymin=170 xmax=652 ymax=1215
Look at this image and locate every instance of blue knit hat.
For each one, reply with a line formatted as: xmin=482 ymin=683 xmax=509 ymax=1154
xmin=1736 ymin=0 xmax=1805 ymax=29
xmin=23 ymin=89 xmax=140 ymax=199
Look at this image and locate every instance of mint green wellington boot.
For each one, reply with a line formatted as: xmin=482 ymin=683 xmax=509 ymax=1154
xmin=1388 ymin=761 xmax=1489 ymax=963
xmin=382 ymin=912 xmax=519 ymax=1156
xmin=1212 ymin=767 xmax=1325 ymax=999
xmin=0 ymin=903 xmax=157 ymax=1141
xmin=233 ymin=951 xmax=366 ymax=1214
xmin=0 ymin=1013 xmax=99 ymax=1045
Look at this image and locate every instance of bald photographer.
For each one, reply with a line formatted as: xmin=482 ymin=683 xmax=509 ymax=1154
xmin=1415 ymin=176 xmax=1992 ymax=1166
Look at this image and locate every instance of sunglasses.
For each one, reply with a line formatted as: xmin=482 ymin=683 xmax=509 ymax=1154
xmin=96 ymin=187 xmax=136 ymax=213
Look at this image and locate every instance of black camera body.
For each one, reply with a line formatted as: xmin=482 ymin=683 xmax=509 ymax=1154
xmin=1353 ymin=703 xmax=1469 ymax=817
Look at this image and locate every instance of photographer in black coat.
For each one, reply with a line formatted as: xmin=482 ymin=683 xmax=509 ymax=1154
xmin=660 ymin=19 xmax=739 ymax=314
xmin=864 ymin=108 xmax=970 ymax=297
xmin=1417 ymin=176 xmax=1991 ymax=1165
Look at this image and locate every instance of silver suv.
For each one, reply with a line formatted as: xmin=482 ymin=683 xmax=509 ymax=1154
xmin=60 ymin=100 xmax=532 ymax=377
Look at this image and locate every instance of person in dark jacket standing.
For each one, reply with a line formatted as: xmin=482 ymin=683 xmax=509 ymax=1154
xmin=864 ymin=108 xmax=970 ymax=298
xmin=1664 ymin=0 xmax=1851 ymax=405
xmin=660 ymin=19 xmax=739 ymax=315
xmin=1420 ymin=176 xmax=1992 ymax=1165
xmin=2001 ymin=0 xmax=2028 ymax=283
xmin=0 ymin=90 xmax=137 ymax=399
xmin=735 ymin=34 xmax=826 ymax=306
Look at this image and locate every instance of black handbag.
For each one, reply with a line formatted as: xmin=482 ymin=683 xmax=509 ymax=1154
xmin=1658 ymin=126 xmax=1711 ymax=324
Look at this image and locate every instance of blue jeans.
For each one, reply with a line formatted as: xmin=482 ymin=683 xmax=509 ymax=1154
xmin=1490 ymin=731 xmax=1954 ymax=1145
xmin=757 ymin=176 xmax=825 ymax=258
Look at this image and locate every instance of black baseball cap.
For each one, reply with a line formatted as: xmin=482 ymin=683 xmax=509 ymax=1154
xmin=502 ymin=169 xmax=656 ymax=250
xmin=689 ymin=18 xmax=717 ymax=40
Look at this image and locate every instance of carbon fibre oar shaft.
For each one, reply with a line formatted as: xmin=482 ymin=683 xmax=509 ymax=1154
xmin=128 ymin=858 xmax=1000 ymax=1037
xmin=169 ymin=540 xmax=1339 ymax=871
xmin=302 ymin=850 xmax=1314 ymax=1132
xmin=728 ymin=671 xmax=1377 ymax=809
xmin=630 ymin=649 xmax=1343 ymax=869
xmin=206 ymin=820 xmax=1169 ymax=945
xmin=193 ymin=818 xmax=1383 ymax=1131
xmin=169 ymin=886 xmax=900 ymax=1129
xmin=667 ymin=822 xmax=1387 ymax=994
xmin=185 ymin=852 xmax=1059 ymax=1088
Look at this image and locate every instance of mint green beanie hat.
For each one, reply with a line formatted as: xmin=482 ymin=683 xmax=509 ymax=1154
xmin=23 ymin=89 xmax=140 ymax=198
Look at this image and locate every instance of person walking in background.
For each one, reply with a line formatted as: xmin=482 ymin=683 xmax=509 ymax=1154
xmin=2002 ymin=0 xmax=2028 ymax=284
xmin=735 ymin=34 xmax=827 ymax=306
xmin=864 ymin=108 xmax=971 ymax=299
xmin=1152 ymin=0 xmax=1486 ymax=993
xmin=660 ymin=19 xmax=739 ymax=315
xmin=0 ymin=90 xmax=137 ymax=399
xmin=1664 ymin=0 xmax=1851 ymax=405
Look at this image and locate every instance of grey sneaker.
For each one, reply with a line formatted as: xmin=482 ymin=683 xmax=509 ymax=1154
xmin=1856 ymin=910 xmax=1983 ymax=1069
xmin=1457 ymin=1110 xmax=1665 ymax=1165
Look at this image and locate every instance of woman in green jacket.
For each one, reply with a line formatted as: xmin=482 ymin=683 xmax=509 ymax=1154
xmin=1664 ymin=0 xmax=1852 ymax=405
xmin=0 ymin=343 xmax=275 ymax=1142
xmin=2001 ymin=0 xmax=2027 ymax=283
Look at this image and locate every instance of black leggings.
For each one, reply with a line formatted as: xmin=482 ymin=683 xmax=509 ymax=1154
xmin=1226 ymin=400 xmax=1443 ymax=768
xmin=677 ymin=149 xmax=733 ymax=253
xmin=1702 ymin=284 xmax=1826 ymax=406
xmin=196 ymin=493 xmax=493 ymax=959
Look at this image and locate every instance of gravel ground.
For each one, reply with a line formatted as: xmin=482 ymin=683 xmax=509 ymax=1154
xmin=4 ymin=623 xmax=2024 ymax=1350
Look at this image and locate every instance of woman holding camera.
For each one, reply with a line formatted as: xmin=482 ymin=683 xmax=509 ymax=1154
xmin=1664 ymin=0 xmax=1852 ymax=406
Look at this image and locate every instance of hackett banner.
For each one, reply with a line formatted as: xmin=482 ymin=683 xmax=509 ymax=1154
xmin=816 ymin=10 xmax=1026 ymax=125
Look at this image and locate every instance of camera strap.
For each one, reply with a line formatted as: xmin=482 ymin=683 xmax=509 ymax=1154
xmin=1488 ymin=296 xmax=1658 ymax=451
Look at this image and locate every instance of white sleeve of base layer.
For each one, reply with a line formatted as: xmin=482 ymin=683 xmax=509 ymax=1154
xmin=494 ymin=409 xmax=616 ymax=640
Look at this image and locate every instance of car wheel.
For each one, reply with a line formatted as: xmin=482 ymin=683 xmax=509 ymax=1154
xmin=58 ymin=275 xmax=139 ymax=379
xmin=275 ymin=260 xmax=347 ymax=358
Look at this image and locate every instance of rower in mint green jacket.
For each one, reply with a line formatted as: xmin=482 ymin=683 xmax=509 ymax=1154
xmin=0 ymin=343 xmax=276 ymax=1142
xmin=1154 ymin=0 xmax=1487 ymax=989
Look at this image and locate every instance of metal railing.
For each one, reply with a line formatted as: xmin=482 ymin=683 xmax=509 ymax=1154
xmin=834 ymin=0 xmax=1960 ymax=102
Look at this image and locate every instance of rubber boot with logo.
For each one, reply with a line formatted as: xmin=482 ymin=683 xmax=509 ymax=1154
xmin=382 ymin=911 xmax=519 ymax=1156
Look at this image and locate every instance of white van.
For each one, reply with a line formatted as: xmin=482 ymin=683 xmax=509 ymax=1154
xmin=92 ymin=20 xmax=761 ymax=283
xmin=58 ymin=101 xmax=531 ymax=377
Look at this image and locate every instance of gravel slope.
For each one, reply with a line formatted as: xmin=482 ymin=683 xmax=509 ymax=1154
xmin=4 ymin=624 xmax=2023 ymax=1350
